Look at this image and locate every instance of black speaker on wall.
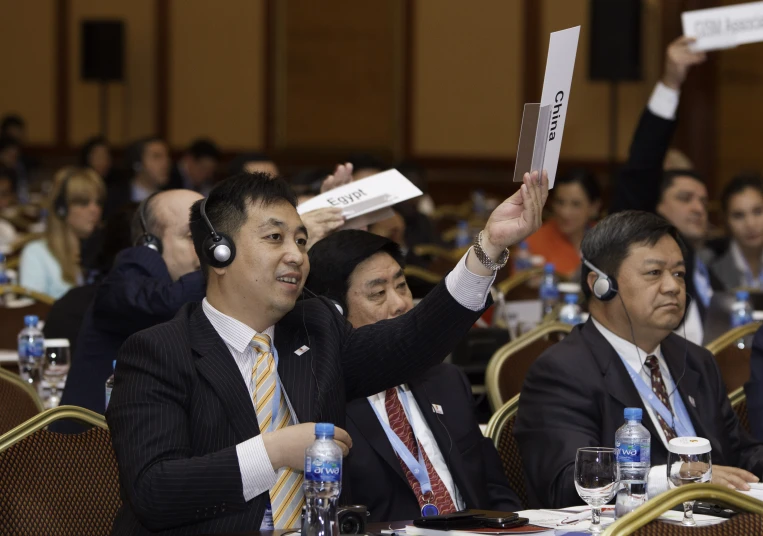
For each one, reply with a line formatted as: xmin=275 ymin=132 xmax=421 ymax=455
xmin=589 ymin=0 xmax=642 ymax=81
xmin=81 ymin=20 xmax=125 ymax=82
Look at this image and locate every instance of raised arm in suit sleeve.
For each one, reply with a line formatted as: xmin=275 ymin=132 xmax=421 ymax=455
xmin=610 ymin=83 xmax=679 ymax=215
xmin=745 ymin=328 xmax=763 ymax=442
xmin=107 ymin=330 xmax=248 ymax=532
xmin=93 ymin=247 xmax=205 ymax=336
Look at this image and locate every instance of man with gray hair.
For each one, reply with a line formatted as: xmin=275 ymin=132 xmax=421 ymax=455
xmin=59 ymin=189 xmax=206 ymax=419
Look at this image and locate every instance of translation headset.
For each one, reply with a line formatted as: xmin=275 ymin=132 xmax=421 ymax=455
xmin=53 ymin=170 xmax=77 ymax=219
xmin=581 ymin=257 xmax=618 ymax=301
xmin=199 ymin=196 xmax=236 ymax=268
xmin=135 ymin=192 xmax=163 ymax=254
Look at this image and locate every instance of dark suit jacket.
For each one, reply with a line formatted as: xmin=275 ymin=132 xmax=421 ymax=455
xmin=59 ymin=247 xmax=205 ymax=417
xmin=43 ymin=284 xmax=97 ymax=358
xmin=344 ymin=363 xmax=521 ymax=522
xmin=106 ymin=280 xmax=488 ymax=535
xmin=514 ymin=319 xmax=763 ymax=509
xmin=745 ymin=325 xmax=763 ymax=441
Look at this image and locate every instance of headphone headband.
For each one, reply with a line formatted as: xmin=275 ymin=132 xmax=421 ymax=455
xmin=199 ymin=196 xmax=236 ymax=268
xmin=136 ymin=192 xmax=163 ymax=254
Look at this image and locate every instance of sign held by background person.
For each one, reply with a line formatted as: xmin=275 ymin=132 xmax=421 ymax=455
xmin=682 ymin=1 xmax=763 ymax=51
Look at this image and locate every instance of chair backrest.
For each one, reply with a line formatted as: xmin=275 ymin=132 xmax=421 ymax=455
xmin=496 ymin=267 xmax=544 ymax=301
xmin=705 ymin=322 xmax=762 ymax=393
xmin=485 ymin=395 xmax=527 ymax=509
xmin=485 ymin=321 xmax=573 ymax=411
xmin=0 ymin=367 xmax=43 ymax=436
xmin=729 ymin=386 xmax=750 ymax=435
xmin=0 ymin=406 xmax=121 ymax=535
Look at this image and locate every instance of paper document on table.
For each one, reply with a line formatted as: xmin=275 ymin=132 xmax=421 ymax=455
xmin=296 ymin=169 xmax=422 ymax=221
xmin=405 ymin=524 xmax=548 ymax=535
xmin=682 ymin=1 xmax=763 ymax=51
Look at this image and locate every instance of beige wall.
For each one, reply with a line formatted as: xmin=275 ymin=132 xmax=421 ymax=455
xmin=0 ymin=0 xmax=56 ymax=145
xmin=168 ymin=0 xmax=267 ymax=150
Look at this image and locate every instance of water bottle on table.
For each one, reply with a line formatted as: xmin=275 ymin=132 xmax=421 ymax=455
xmin=730 ymin=290 xmax=754 ymax=349
xmin=17 ymin=315 xmax=44 ymax=390
xmin=615 ymin=407 xmax=651 ymax=519
xmin=304 ymin=423 xmax=342 ymax=536
xmin=559 ymin=293 xmax=582 ymax=325
xmin=454 ymin=221 xmax=471 ymax=248
xmin=539 ymin=263 xmax=559 ymax=316
xmin=514 ymin=241 xmax=532 ymax=271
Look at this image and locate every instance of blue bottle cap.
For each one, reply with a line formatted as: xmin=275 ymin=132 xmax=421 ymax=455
xmin=112 ymin=360 xmax=117 ymax=371
xmin=624 ymin=407 xmax=643 ymax=421
xmin=519 ymin=241 xmax=528 ymax=250
xmin=315 ymin=423 xmax=334 ymax=437
xmin=458 ymin=220 xmax=468 ymax=228
xmin=544 ymin=262 xmax=555 ymax=273
xmin=564 ymin=293 xmax=578 ymax=304
xmin=24 ymin=315 xmax=39 ymax=327
xmin=0 ymin=253 xmax=5 ymax=262
xmin=736 ymin=290 xmax=750 ymax=301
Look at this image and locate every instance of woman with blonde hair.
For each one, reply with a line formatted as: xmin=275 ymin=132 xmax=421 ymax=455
xmin=19 ymin=167 xmax=105 ymax=299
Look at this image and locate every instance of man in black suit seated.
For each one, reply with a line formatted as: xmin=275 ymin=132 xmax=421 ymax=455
xmin=106 ymin=170 xmax=548 ymax=535
xmin=514 ymin=210 xmax=763 ymax=509
xmin=60 ymin=189 xmax=205 ymax=417
xmin=306 ymin=230 xmax=521 ymax=522
xmin=167 ymin=138 xmax=221 ymax=196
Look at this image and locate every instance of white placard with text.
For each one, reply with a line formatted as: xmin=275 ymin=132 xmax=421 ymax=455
xmin=682 ymin=1 xmax=763 ymax=51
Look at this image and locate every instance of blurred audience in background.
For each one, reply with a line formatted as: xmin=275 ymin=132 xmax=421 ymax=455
xmin=79 ymin=136 xmax=116 ymax=186
xmin=288 ymin=168 xmax=330 ymax=204
xmin=19 ymin=167 xmax=104 ymax=299
xmin=228 ymin=151 xmax=279 ymax=177
xmin=168 ymin=138 xmax=221 ymax=195
xmin=104 ymin=136 xmax=170 ymax=217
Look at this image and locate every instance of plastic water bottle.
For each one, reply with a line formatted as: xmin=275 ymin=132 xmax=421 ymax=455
xmin=455 ymin=221 xmax=471 ymax=248
xmin=615 ymin=408 xmax=651 ymax=519
xmin=17 ymin=315 xmax=45 ymax=389
xmin=105 ymin=360 xmax=116 ymax=410
xmin=0 ymin=253 xmax=8 ymax=285
xmin=539 ymin=263 xmax=559 ymax=316
xmin=558 ymin=293 xmax=582 ymax=325
xmin=472 ymin=190 xmax=487 ymax=218
xmin=514 ymin=241 xmax=532 ymax=271
xmin=731 ymin=290 xmax=754 ymax=349
xmin=304 ymin=423 xmax=343 ymax=536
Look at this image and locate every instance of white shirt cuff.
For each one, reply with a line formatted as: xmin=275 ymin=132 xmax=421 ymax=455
xmin=236 ymin=434 xmax=278 ymax=502
xmin=444 ymin=248 xmax=496 ymax=311
xmin=647 ymin=464 xmax=668 ymax=498
xmin=647 ymin=82 xmax=680 ymax=120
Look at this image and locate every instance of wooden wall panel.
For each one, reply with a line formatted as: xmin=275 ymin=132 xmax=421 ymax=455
xmin=168 ymin=0 xmax=266 ymax=151
xmin=68 ymin=0 xmax=156 ymax=146
xmin=411 ymin=0 xmax=523 ymax=158
xmin=0 ymin=0 xmax=57 ymax=145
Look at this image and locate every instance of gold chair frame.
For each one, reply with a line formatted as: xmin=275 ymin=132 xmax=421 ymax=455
xmin=0 ymin=284 xmax=55 ymax=305
xmin=496 ymin=266 xmax=544 ymax=296
xmin=0 ymin=367 xmax=44 ymax=414
xmin=485 ymin=321 xmax=573 ymax=412
xmin=403 ymin=265 xmax=443 ymax=285
xmin=485 ymin=394 xmax=520 ymax=445
xmin=411 ymin=244 xmax=470 ymax=262
xmin=705 ymin=322 xmax=762 ymax=354
xmin=0 ymin=405 xmax=107 ymax=453
xmin=431 ymin=201 xmax=472 ymax=221
xmin=729 ymin=386 xmax=746 ymax=408
xmin=603 ymin=484 xmax=763 ymax=535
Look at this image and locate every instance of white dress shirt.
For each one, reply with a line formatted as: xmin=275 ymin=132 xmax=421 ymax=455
xmin=202 ymin=248 xmax=495 ymax=502
xmin=367 ymin=387 xmax=465 ymax=510
xmin=591 ymin=318 xmax=686 ymax=497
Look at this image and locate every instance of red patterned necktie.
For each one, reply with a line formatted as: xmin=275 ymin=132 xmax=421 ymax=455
xmin=383 ymin=388 xmax=456 ymax=515
xmin=644 ymin=355 xmax=677 ymax=443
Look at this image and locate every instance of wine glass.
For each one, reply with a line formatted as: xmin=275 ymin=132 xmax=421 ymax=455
xmin=43 ymin=339 xmax=71 ymax=408
xmin=575 ymin=447 xmax=619 ymax=534
xmin=667 ymin=437 xmax=712 ymax=526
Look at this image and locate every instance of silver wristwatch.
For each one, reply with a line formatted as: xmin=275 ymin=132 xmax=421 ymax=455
xmin=473 ymin=231 xmax=510 ymax=271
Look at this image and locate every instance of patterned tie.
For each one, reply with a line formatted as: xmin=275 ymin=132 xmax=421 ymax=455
xmin=384 ymin=388 xmax=456 ymax=515
xmin=251 ymin=334 xmax=305 ymax=529
xmin=644 ymin=356 xmax=677 ymax=443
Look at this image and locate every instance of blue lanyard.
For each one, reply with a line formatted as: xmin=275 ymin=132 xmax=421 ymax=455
xmin=368 ymin=388 xmax=433 ymax=495
xmin=618 ymin=355 xmax=696 ymax=438
xmin=693 ymin=258 xmax=713 ymax=308
xmin=256 ymin=346 xmax=298 ymax=433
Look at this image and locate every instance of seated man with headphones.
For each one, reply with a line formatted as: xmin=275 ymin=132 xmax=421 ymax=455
xmin=306 ymin=230 xmax=521 ymax=521
xmin=513 ymin=210 xmax=763 ymax=509
xmin=58 ymin=189 xmax=206 ymax=419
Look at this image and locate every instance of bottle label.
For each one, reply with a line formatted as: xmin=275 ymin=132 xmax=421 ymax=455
xmin=540 ymin=286 xmax=559 ymax=300
xmin=18 ymin=339 xmax=43 ymax=359
xmin=616 ymin=442 xmax=650 ymax=464
xmin=305 ymin=456 xmax=341 ymax=482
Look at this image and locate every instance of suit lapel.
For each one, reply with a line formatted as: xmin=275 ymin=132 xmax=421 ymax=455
xmin=189 ymin=305 xmax=260 ymax=442
xmin=274 ymin=319 xmax=316 ymax=424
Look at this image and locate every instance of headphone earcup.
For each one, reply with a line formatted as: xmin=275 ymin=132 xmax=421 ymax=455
xmin=137 ymin=233 xmax=163 ymax=255
xmin=203 ymin=232 xmax=236 ymax=268
xmin=593 ymin=274 xmax=618 ymax=301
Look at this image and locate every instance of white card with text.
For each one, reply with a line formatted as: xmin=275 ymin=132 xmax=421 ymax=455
xmin=539 ymin=26 xmax=580 ymax=188
xmin=682 ymin=1 xmax=763 ymax=51
xmin=296 ymin=169 xmax=422 ymax=220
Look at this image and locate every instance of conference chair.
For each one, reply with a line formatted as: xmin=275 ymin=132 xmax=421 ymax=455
xmin=602 ymin=484 xmax=763 ymax=535
xmin=729 ymin=386 xmax=751 ymax=436
xmin=411 ymin=244 xmax=469 ymax=263
xmin=485 ymin=321 xmax=573 ymax=411
xmin=431 ymin=201 xmax=472 ymax=221
xmin=0 ymin=367 xmax=43 ymax=436
xmin=496 ymin=266 xmax=544 ymax=302
xmin=0 ymin=284 xmax=54 ymax=350
xmin=485 ymin=395 xmax=527 ymax=509
xmin=0 ymin=405 xmax=121 ymax=535
xmin=705 ymin=322 xmax=762 ymax=393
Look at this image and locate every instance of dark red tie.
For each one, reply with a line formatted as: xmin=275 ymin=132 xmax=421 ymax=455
xmin=384 ymin=388 xmax=457 ymax=515
xmin=645 ymin=356 xmax=677 ymax=443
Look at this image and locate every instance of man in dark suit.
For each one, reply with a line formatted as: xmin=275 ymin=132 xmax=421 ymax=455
xmin=107 ymin=171 xmax=548 ymax=535
xmin=166 ymin=138 xmax=221 ymax=195
xmin=746 ymin=326 xmax=763 ymax=441
xmin=610 ymin=37 xmax=718 ymax=344
xmin=60 ymin=189 xmax=205 ymax=417
xmin=306 ymin=230 xmax=521 ymax=522
xmin=514 ymin=210 xmax=763 ymax=509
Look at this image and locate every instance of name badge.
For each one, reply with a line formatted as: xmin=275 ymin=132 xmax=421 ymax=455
xmin=294 ymin=345 xmax=310 ymax=356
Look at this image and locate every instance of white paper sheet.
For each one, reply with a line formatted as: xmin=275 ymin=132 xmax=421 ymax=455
xmin=682 ymin=1 xmax=763 ymax=51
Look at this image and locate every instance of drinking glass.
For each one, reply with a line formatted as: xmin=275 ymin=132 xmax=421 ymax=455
xmin=574 ymin=447 xmax=619 ymax=534
xmin=43 ymin=339 xmax=71 ymax=408
xmin=667 ymin=437 xmax=712 ymax=526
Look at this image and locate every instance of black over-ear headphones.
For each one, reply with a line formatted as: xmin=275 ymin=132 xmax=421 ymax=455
xmin=53 ymin=171 xmax=75 ymax=219
xmin=135 ymin=192 xmax=163 ymax=254
xmin=199 ymin=197 xmax=236 ymax=268
xmin=582 ymin=257 xmax=618 ymax=301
